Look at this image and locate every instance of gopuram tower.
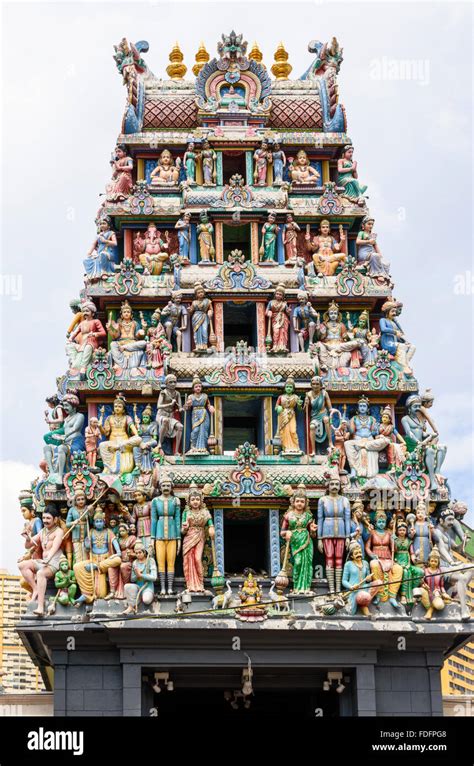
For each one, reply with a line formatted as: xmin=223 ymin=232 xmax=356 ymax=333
xmin=17 ymin=33 xmax=473 ymax=718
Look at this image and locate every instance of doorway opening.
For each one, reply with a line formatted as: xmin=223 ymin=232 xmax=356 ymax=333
xmin=224 ymin=511 xmax=268 ymax=576
xmin=223 ymin=301 xmax=257 ymax=349
xmin=222 ymin=150 xmax=247 ymax=184
xmin=222 ymin=397 xmax=262 ymax=452
xmin=223 ymin=223 xmax=251 ymax=261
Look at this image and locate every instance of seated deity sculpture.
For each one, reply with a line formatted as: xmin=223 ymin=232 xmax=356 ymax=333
xmin=98 ymin=394 xmax=141 ymax=476
xmin=344 ymin=396 xmax=390 ymax=481
xmin=66 ymin=301 xmax=106 ymax=376
xmin=314 ymin=301 xmax=361 ymax=371
xmin=305 ymin=221 xmax=346 ymax=277
xmin=379 ymin=299 xmax=415 ymax=376
xmin=149 ymin=149 xmax=180 ymax=186
xmin=107 ymin=300 xmax=147 ymax=373
xmin=289 ymin=150 xmax=320 ymax=185
xmin=137 ymin=223 xmax=170 ymax=275
xmin=43 ymin=394 xmax=85 ymax=484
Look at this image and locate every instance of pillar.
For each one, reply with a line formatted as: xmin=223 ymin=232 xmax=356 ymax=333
xmin=213 ymin=508 xmax=225 ymax=573
xmin=268 ymin=509 xmax=281 ymax=576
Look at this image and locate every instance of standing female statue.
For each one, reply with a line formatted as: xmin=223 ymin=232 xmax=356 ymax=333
xmin=259 ymin=212 xmax=279 ymax=262
xmin=280 ymin=485 xmax=316 ymax=594
xmin=189 ymin=284 xmax=214 ymax=352
xmin=184 ymin=377 xmax=215 ymax=454
xmin=196 ymin=211 xmax=215 ymax=262
xmin=181 ymin=485 xmax=214 ymax=593
xmin=106 ymin=144 xmax=133 ymax=201
xmin=265 ymin=285 xmax=290 ymax=353
xmin=201 ymin=140 xmax=216 ymax=186
xmin=275 ymin=378 xmax=303 ymax=454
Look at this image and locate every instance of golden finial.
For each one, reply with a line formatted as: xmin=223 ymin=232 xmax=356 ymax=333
xmin=192 ymin=41 xmax=209 ymax=77
xmin=166 ymin=42 xmax=187 ymax=80
xmin=249 ymin=41 xmax=263 ymax=65
xmin=271 ymin=41 xmax=292 ymax=80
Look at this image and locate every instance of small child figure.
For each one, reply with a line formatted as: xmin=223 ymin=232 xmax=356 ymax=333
xmin=85 ymin=417 xmax=101 ymax=468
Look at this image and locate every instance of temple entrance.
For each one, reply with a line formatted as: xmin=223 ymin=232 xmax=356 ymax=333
xmin=223 ymin=510 xmax=268 ymax=575
xmin=222 ymin=150 xmax=247 ymax=184
xmin=223 ymin=301 xmax=257 ymax=349
xmin=143 ymin=667 xmax=345 ymax=718
xmin=222 ymin=397 xmax=263 ymax=453
xmin=223 ymin=222 xmax=251 ymax=261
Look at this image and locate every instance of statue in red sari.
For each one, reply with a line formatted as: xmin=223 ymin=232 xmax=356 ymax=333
xmin=265 ymin=284 xmax=290 ymax=353
xmin=181 ymin=485 xmax=214 ymax=593
xmin=106 ymin=144 xmax=133 ymax=201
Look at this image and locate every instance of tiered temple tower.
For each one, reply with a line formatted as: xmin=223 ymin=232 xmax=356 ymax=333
xmin=17 ymin=33 xmax=473 ymax=718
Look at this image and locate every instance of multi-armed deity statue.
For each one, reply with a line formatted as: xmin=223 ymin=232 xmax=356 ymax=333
xmin=18 ymin=30 xmax=468 ymax=632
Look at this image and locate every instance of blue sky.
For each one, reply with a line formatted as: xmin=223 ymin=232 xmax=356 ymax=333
xmin=1 ymin=1 xmax=472 ymax=570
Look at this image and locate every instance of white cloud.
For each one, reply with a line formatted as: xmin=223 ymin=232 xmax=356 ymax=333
xmin=0 ymin=462 xmax=40 ymax=574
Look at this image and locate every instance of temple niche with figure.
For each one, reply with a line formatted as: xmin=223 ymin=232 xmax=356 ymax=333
xmin=16 ymin=32 xmax=473 ymax=719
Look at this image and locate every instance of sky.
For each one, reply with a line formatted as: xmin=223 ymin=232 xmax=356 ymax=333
xmin=0 ymin=0 xmax=472 ymax=571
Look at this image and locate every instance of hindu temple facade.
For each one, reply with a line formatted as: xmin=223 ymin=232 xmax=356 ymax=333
xmin=17 ymin=33 xmax=473 ymax=718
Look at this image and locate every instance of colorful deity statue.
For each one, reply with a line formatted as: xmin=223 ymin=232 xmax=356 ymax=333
xmin=122 ymin=542 xmax=157 ymax=615
xmin=183 ymin=141 xmax=198 ymax=185
xmin=305 ymin=221 xmax=346 ymax=276
xmin=379 ymin=299 xmax=416 ymax=375
xmin=161 ymin=292 xmax=188 ymax=353
xmin=356 ymin=217 xmax=391 ymax=282
xmin=342 ymin=542 xmax=381 ymax=616
xmin=292 ymin=290 xmax=318 ymax=352
xmin=419 ymin=547 xmax=452 ymax=620
xmin=275 ymin=378 xmax=303 ymax=454
xmin=408 ymin=500 xmax=433 ymax=566
xmin=106 ymin=144 xmax=133 ymax=201
xmin=317 ymin=477 xmax=351 ymax=594
xmin=84 ymin=417 xmax=101 ymax=469
xmin=107 ymin=300 xmax=147 ymax=372
xmin=43 ymin=394 xmax=65 ymax=447
xmin=151 ymin=476 xmax=181 ymax=595
xmin=73 ymin=511 xmax=122 ymax=604
xmin=185 ymin=376 xmax=215 ymax=454
xmin=333 ymin=416 xmax=349 ymax=472
xmin=282 ymin=213 xmax=300 ymax=262
xmin=344 ymin=396 xmax=390 ymax=481
xmin=253 ymin=140 xmax=272 ymax=185
xmin=345 ymin=310 xmax=379 ymax=368
xmin=175 ymin=212 xmax=192 ymax=259
xmin=272 ymin=142 xmax=286 ymax=185
xmin=19 ymin=500 xmax=43 ymax=562
xmin=43 ymin=394 xmax=85 ymax=484
xmin=265 ymin=284 xmax=290 ymax=353
xmin=113 ymin=522 xmax=138 ymax=599
xmin=280 ymin=485 xmax=316 ymax=594
xmin=289 ymin=150 xmax=320 ymax=185
xmin=139 ymin=223 xmax=170 ymax=275
xmin=349 ymin=499 xmax=371 ymax=556
xmin=66 ymin=301 xmax=106 ymax=376
xmin=130 ymin=486 xmax=152 ymax=551
xmin=66 ymin=490 xmax=92 ymax=565
xmin=197 ymin=211 xmax=215 ymax=262
xmin=305 ymin=376 xmax=333 ymax=454
xmin=150 ymin=149 xmax=180 ymax=185
xmin=132 ymin=405 xmax=158 ymax=473
xmin=98 ymin=394 xmax=141 ymax=475
xmin=156 ymin=373 xmax=184 ymax=453
xmin=315 ymin=301 xmax=361 ymax=371
xmin=144 ymin=308 xmax=170 ymax=375
xmin=402 ymin=395 xmax=446 ymax=490
xmin=51 ymin=556 xmax=77 ymax=607
xmin=181 ymin=484 xmax=214 ymax=592
xmin=365 ymin=510 xmax=402 ymax=608
xmin=394 ymin=520 xmax=424 ymax=608
xmin=201 ymin=140 xmax=216 ymax=186
xmin=259 ymin=212 xmax=280 ymax=262
xmin=378 ymin=406 xmax=407 ymax=473
xmin=189 ymin=284 xmax=214 ymax=352
xmin=18 ymin=505 xmax=64 ymax=616
xmin=337 ymin=145 xmax=367 ymax=205
xmin=83 ymin=218 xmax=119 ymax=280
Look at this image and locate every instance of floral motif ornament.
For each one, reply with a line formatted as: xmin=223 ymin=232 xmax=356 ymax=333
xmin=336 ymin=255 xmax=365 ymax=296
xmin=397 ymin=448 xmax=430 ymax=501
xmin=216 ymin=31 xmax=249 ymax=84
xmin=317 ymin=182 xmax=343 ymax=215
xmin=204 ymin=340 xmax=282 ymax=385
xmin=63 ymin=451 xmax=97 ymax=500
xmin=367 ymin=350 xmax=399 ymax=390
xmin=218 ymin=442 xmax=273 ymax=497
xmin=204 ymin=248 xmax=272 ymax=291
xmin=129 ymin=180 xmax=154 ymax=215
xmin=113 ymin=257 xmax=143 ymax=296
xmin=86 ymin=348 xmax=116 ymax=390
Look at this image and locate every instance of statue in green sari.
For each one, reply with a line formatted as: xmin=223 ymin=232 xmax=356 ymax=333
xmin=280 ymin=485 xmax=316 ymax=594
xmin=394 ymin=520 xmax=424 ymax=609
xmin=259 ymin=212 xmax=280 ymax=262
xmin=337 ymin=145 xmax=367 ymax=206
